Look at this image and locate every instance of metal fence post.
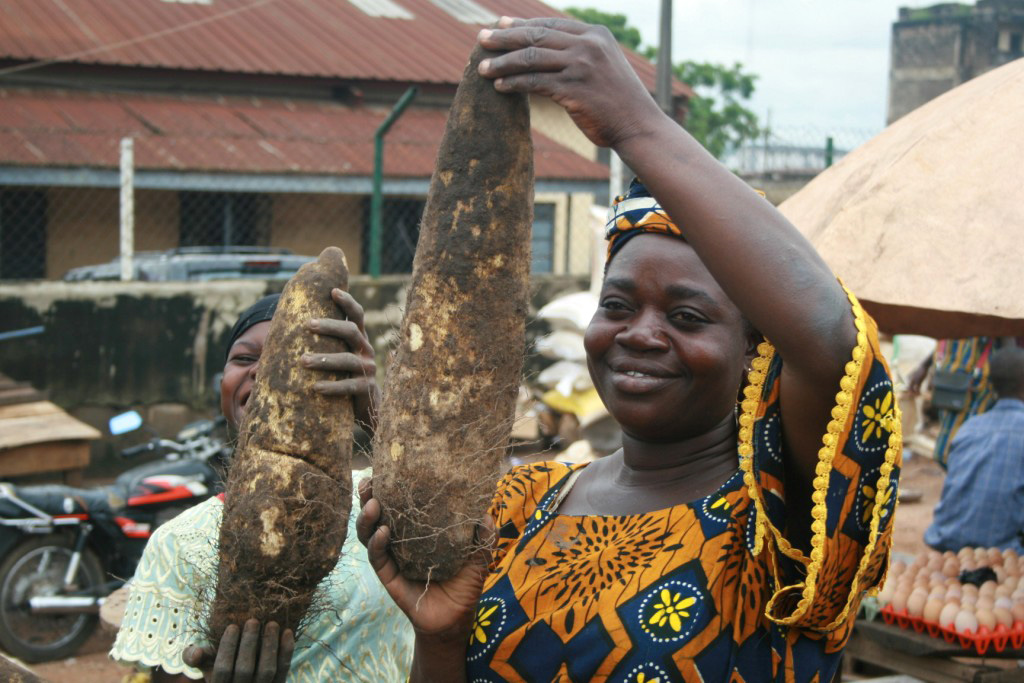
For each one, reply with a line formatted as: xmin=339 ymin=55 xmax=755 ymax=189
xmin=370 ymin=86 xmax=418 ymax=278
xmin=119 ymin=137 xmax=135 ymax=281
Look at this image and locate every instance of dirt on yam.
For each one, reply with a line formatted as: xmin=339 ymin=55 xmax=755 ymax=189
xmin=210 ymin=246 xmax=353 ymax=639
xmin=372 ymin=44 xmax=535 ymax=581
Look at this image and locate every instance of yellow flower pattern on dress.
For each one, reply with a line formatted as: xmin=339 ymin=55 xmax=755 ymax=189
xmin=861 ymin=482 xmax=893 ymax=525
xmin=471 ymin=604 xmax=499 ymax=645
xmin=649 ymin=589 xmax=696 ymax=632
xmin=861 ymin=390 xmax=895 ymax=442
xmin=710 ymin=497 xmax=730 ymax=511
xmin=636 ymin=673 xmax=661 ymax=683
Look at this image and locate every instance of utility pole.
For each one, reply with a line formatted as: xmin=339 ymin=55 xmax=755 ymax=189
xmin=656 ymin=0 xmax=673 ymax=115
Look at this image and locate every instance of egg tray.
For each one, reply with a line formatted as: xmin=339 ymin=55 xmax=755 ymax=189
xmin=879 ymin=605 xmax=1024 ymax=655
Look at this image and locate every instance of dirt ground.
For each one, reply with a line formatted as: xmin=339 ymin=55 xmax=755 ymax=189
xmin=15 ymin=437 xmax=950 ymax=683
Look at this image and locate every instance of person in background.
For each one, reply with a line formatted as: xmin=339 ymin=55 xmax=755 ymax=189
xmin=924 ymin=345 xmax=1024 ymax=553
xmin=908 ymin=336 xmax=1021 ymax=467
xmin=110 ymin=291 xmax=414 ymax=682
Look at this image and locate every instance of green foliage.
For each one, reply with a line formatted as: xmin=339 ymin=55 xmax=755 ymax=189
xmin=673 ymin=61 xmax=762 ymax=159
xmin=563 ymin=7 xmax=642 ymax=51
xmin=569 ymin=7 xmax=761 ymax=159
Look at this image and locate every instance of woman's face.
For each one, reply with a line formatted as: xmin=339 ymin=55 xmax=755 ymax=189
xmin=584 ymin=234 xmax=752 ymax=442
xmin=220 ymin=320 xmax=272 ymax=431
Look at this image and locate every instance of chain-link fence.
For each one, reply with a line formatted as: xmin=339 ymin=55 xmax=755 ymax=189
xmin=0 ymin=100 xmax=613 ymax=284
xmin=1 ymin=117 xmax=891 ymax=283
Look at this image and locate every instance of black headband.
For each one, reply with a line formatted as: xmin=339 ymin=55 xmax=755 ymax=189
xmin=225 ymin=293 xmax=280 ymax=360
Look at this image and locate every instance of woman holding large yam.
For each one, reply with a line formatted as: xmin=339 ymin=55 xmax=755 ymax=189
xmin=359 ymin=17 xmax=901 ymax=682
xmin=110 ymin=292 xmax=413 ymax=682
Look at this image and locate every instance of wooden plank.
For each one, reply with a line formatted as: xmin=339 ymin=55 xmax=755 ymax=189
xmin=0 ymin=412 xmax=101 ymax=450
xmin=0 ymin=401 xmax=62 ymax=421
xmin=0 ymin=441 xmax=90 ymax=478
xmin=846 ymin=631 xmax=1002 ymax=683
xmin=0 ymin=386 xmax=46 ymax=407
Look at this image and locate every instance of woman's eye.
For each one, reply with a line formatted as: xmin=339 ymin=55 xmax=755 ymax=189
xmin=600 ymin=298 xmax=629 ymax=311
xmin=672 ymin=310 xmax=706 ymax=324
xmin=231 ymin=355 xmax=257 ymax=364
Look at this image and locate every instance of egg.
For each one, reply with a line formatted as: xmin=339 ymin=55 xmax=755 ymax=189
xmin=955 ymin=609 xmax=979 ymax=635
xmin=994 ymin=566 xmax=1007 ymax=582
xmin=980 ymin=581 xmax=997 ymax=597
xmin=891 ymin=589 xmax=909 ymax=613
xmin=987 ymin=547 xmax=1003 ymax=565
xmin=962 ymin=583 xmax=979 ymax=596
xmin=907 ymin=591 xmax=928 ymax=617
xmin=996 ymin=585 xmax=1013 ymax=598
xmin=994 ymin=607 xmax=1015 ymax=628
xmin=946 ymin=585 xmax=962 ymax=600
xmin=923 ymin=598 xmax=945 ymax=623
xmin=889 ymin=559 xmax=906 ymax=577
xmin=960 ymin=594 xmax=977 ymax=608
xmin=942 ymin=560 xmax=960 ymax=578
xmin=995 ymin=596 xmax=1013 ymax=610
xmin=975 ymin=608 xmax=996 ymax=632
xmin=939 ymin=602 xmax=961 ymax=628
xmin=976 ymin=596 xmax=995 ymax=611
xmin=1012 ymin=603 xmax=1024 ymax=624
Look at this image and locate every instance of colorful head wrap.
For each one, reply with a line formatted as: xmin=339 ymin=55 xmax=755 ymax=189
xmin=605 ymin=178 xmax=684 ymax=262
xmin=225 ymin=293 xmax=279 ymax=360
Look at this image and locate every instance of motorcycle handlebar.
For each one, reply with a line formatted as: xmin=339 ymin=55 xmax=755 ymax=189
xmin=120 ymin=442 xmax=157 ymax=458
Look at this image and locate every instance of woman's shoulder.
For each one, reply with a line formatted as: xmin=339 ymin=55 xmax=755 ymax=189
xmin=490 ymin=461 xmax=582 ymax=523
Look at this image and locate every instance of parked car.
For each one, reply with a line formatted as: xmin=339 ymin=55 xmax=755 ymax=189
xmin=63 ymin=246 xmax=315 ymax=282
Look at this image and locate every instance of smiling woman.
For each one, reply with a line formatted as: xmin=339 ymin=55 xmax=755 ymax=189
xmin=357 ymin=17 xmax=901 ymax=683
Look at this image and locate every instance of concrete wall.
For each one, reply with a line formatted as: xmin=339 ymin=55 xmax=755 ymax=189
xmin=888 ymin=1 xmax=1024 ymax=123
xmin=0 ymin=274 xmax=588 ymax=473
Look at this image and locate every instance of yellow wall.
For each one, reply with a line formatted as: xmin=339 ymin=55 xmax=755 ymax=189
xmin=529 ymin=97 xmax=597 ymax=161
xmin=45 ymin=187 xmax=118 ymax=279
xmin=270 ymin=193 xmax=364 ymax=273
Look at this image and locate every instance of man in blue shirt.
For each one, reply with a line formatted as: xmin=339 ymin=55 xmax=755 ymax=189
xmin=925 ymin=345 xmax=1024 ymax=552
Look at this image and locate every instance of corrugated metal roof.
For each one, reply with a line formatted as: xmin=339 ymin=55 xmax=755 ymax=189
xmin=0 ymin=88 xmax=609 ymax=179
xmin=0 ymin=0 xmax=690 ymax=96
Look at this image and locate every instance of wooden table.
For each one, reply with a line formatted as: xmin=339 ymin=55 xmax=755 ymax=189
xmin=0 ymin=398 xmax=100 ymax=486
xmin=847 ymin=619 xmax=1024 ymax=682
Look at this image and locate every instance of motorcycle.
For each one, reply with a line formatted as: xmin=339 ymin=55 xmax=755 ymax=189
xmin=0 ymin=411 xmax=227 ymax=662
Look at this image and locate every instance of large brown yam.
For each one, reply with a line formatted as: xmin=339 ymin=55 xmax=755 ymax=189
xmin=373 ymin=45 xmax=534 ymax=581
xmin=210 ymin=246 xmax=353 ymax=639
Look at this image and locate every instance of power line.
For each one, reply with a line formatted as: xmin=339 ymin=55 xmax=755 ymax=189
xmin=0 ymin=0 xmax=282 ymax=79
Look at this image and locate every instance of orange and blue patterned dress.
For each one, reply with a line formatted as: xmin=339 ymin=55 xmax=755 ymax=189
xmin=467 ymin=291 xmax=901 ymax=682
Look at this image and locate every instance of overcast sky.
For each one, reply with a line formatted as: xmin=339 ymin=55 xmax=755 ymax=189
xmin=545 ymin=0 xmax=927 ymax=141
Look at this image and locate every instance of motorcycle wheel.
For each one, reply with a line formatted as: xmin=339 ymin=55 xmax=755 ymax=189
xmin=0 ymin=535 xmax=106 ymax=662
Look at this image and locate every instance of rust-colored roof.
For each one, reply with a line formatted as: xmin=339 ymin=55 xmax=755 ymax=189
xmin=0 ymin=0 xmax=691 ymax=97
xmin=0 ymin=87 xmax=609 ymax=179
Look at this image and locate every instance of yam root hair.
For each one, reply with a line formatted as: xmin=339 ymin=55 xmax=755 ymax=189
xmin=209 ymin=246 xmax=353 ymax=640
xmin=372 ymin=43 xmax=534 ymax=581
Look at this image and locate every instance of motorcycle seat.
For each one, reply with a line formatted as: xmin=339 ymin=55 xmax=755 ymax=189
xmin=0 ymin=484 xmax=126 ymax=518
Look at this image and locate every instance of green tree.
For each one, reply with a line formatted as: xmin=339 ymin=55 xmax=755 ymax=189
xmin=567 ymin=8 xmax=761 ymax=159
xmin=563 ymin=7 xmax=642 ymax=51
xmin=672 ymin=61 xmax=761 ymax=159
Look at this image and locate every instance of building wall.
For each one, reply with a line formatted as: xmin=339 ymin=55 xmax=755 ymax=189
xmin=270 ymin=193 xmax=364 ymax=273
xmin=888 ymin=1 xmax=1024 ymax=124
xmin=45 ymin=187 xmax=118 ymax=279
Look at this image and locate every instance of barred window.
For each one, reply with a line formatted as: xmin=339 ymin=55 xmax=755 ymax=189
xmin=0 ymin=189 xmax=47 ymax=280
xmin=179 ymin=192 xmax=271 ymax=247
xmin=531 ymin=202 xmax=555 ymax=274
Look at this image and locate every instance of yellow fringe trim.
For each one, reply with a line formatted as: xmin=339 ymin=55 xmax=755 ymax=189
xmin=738 ymin=284 xmax=899 ymax=629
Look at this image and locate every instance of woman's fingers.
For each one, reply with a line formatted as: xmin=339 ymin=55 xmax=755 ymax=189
xmin=182 ymin=644 xmax=216 ymax=671
xmin=313 ymin=376 xmax=374 ymax=397
xmin=273 ymin=630 xmax=294 ymax=683
xmin=356 ymin=495 xmax=381 ymax=547
xmin=331 ymin=288 xmax=366 ymax=330
xmin=306 ymin=318 xmax=372 ymax=356
xmin=210 ymin=623 xmax=240 ymax=683
xmin=231 ymin=619 xmax=261 ymax=683
xmin=304 ymin=351 xmax=368 ymax=375
xmin=254 ymin=622 xmax=279 ymax=683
